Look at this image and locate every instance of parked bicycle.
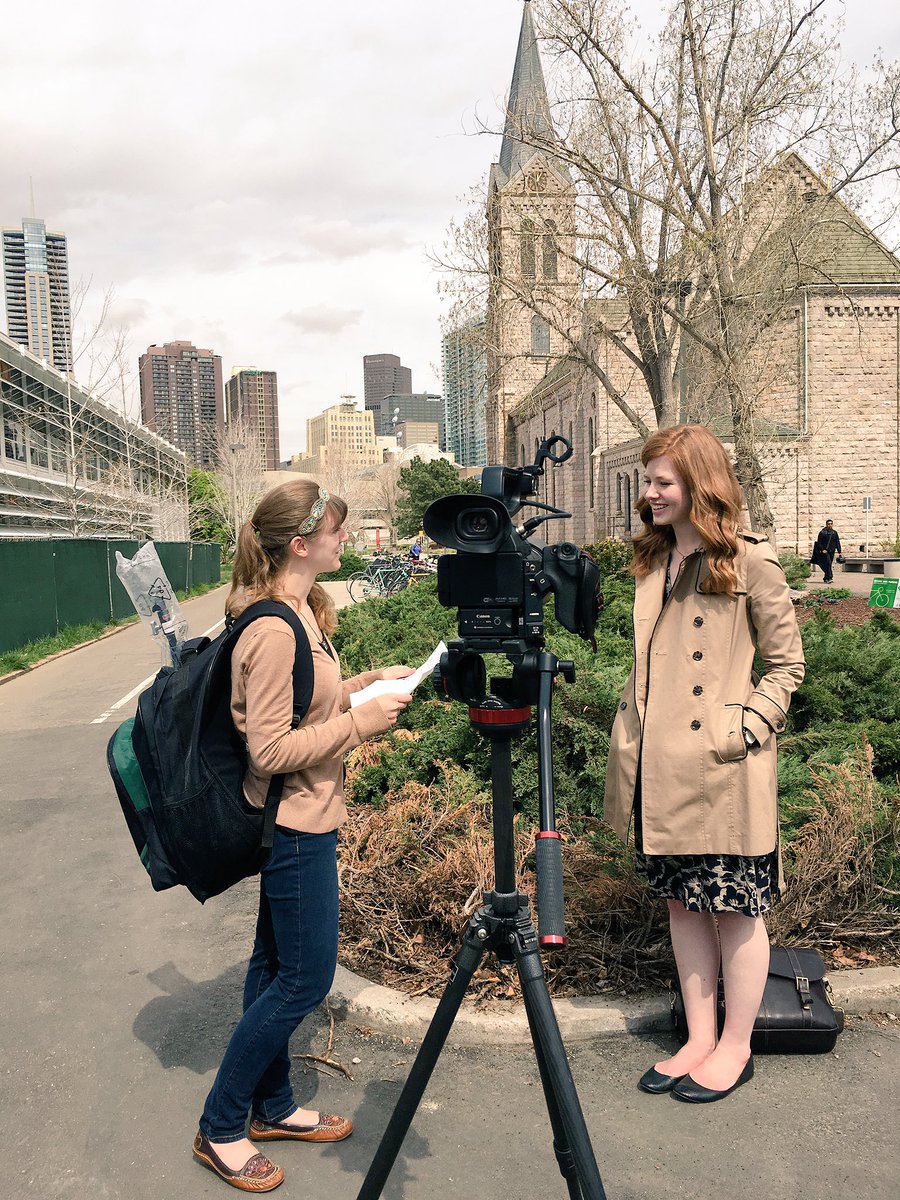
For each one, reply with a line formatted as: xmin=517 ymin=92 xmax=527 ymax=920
xmin=347 ymin=556 xmax=408 ymax=602
xmin=347 ymin=554 xmax=437 ymax=602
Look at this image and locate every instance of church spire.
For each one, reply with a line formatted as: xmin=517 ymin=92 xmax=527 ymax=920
xmin=496 ymin=0 xmax=568 ymax=186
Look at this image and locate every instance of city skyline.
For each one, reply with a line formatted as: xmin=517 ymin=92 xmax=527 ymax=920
xmin=2 ymin=1 xmax=898 ymax=460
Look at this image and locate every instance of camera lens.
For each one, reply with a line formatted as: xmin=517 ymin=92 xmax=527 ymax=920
xmin=456 ymin=508 xmax=500 ymax=542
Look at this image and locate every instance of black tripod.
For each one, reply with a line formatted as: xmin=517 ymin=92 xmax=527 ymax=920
xmin=356 ymin=651 xmax=607 ymax=1200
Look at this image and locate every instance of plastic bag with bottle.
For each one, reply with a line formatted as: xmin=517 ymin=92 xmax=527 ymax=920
xmin=115 ymin=541 xmax=189 ymax=667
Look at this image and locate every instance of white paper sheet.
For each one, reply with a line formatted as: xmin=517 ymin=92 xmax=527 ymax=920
xmin=349 ymin=641 xmax=448 ymax=708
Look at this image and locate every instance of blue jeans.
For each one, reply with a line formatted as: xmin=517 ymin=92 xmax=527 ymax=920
xmin=199 ymin=827 xmax=339 ymax=1141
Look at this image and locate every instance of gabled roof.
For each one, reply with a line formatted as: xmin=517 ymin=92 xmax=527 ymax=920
xmin=773 ymin=154 xmax=900 ymax=285
xmin=492 ymin=2 xmax=571 ymax=190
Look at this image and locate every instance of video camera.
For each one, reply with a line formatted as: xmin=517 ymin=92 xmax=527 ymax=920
xmin=423 ymin=436 xmax=601 ymax=665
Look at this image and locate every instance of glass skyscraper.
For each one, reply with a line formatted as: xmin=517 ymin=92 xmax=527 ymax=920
xmin=2 ymin=217 xmax=73 ymax=374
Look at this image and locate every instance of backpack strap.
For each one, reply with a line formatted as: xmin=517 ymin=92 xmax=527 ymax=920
xmin=229 ymin=600 xmax=315 ymax=851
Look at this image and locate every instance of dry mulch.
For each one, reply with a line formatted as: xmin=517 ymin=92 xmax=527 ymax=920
xmin=794 ymin=595 xmax=900 ymax=627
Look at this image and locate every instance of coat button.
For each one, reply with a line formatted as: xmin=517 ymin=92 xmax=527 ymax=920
xmin=775 ymin=720 xmax=785 ymax=731
xmin=693 ymin=617 xmax=704 ymax=627
xmin=693 ymin=685 xmax=703 ymax=696
xmin=619 ymin=701 xmax=627 ymax=711
xmin=690 ymin=720 xmax=701 ymax=730
xmin=692 ymin=651 xmax=703 ymax=660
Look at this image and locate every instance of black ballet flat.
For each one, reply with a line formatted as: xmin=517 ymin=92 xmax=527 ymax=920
xmin=638 ymin=1066 xmax=686 ymax=1094
xmin=671 ymin=1057 xmax=754 ymax=1103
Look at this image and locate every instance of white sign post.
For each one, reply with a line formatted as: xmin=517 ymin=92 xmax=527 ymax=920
xmin=863 ymin=496 xmax=872 ymax=556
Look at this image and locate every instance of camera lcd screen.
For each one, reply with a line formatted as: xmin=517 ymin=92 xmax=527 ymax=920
xmin=438 ymin=553 xmax=522 ymax=608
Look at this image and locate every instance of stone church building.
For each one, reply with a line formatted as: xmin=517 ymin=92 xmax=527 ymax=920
xmin=486 ymin=3 xmax=900 ymax=555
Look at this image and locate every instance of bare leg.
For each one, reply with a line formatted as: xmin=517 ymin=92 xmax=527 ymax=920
xmin=207 ymin=1137 xmax=266 ymax=1172
xmin=687 ymin=912 xmax=768 ymax=1090
xmin=654 ymin=901 xmax=720 ymax=1076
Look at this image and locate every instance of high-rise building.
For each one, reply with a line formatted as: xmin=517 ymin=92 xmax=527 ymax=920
xmin=381 ymin=392 xmax=445 ymax=448
xmin=2 ymin=217 xmax=73 ymax=373
xmin=442 ymin=319 xmax=488 ymax=467
xmin=225 ymin=367 xmax=280 ymax=470
xmin=139 ymin=340 xmax=224 ymax=468
xmin=363 ymin=353 xmax=412 ymax=434
xmin=307 ymin=399 xmax=378 ymax=460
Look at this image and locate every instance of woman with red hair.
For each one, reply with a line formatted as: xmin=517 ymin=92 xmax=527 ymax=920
xmin=604 ymin=424 xmax=805 ymax=1103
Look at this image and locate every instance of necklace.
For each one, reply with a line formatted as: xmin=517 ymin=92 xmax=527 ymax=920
xmin=297 ymin=606 xmax=331 ymax=654
xmin=666 ymin=543 xmax=703 ymax=592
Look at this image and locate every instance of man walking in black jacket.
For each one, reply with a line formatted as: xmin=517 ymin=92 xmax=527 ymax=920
xmin=812 ymin=519 xmax=842 ymax=583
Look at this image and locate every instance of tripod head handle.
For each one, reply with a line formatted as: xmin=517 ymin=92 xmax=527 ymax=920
xmin=535 ymin=831 xmax=565 ymax=947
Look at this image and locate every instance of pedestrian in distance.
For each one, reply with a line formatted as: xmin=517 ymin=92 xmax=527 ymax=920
xmin=811 ymin=519 xmax=842 ymax=584
xmin=604 ymin=424 xmax=805 ymax=1103
xmin=192 ymin=479 xmax=414 ymax=1192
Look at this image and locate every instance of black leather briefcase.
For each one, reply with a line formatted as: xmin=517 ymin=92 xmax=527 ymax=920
xmin=671 ymin=946 xmax=844 ymax=1054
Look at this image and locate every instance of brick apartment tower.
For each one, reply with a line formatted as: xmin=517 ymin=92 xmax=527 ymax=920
xmin=2 ymin=217 xmax=73 ymax=374
xmin=363 ymin=353 xmax=412 ymax=437
xmin=225 ymin=367 xmax=280 ymax=470
xmin=139 ymin=341 xmax=224 ymax=468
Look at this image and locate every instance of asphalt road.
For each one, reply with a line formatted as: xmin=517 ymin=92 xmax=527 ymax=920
xmin=1 ymin=584 xmax=898 ymax=1200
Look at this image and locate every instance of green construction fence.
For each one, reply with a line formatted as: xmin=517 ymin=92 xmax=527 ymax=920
xmin=0 ymin=539 xmax=221 ymax=654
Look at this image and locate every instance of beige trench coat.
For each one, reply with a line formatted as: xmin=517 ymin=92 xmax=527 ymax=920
xmin=603 ymin=533 xmax=805 ymax=857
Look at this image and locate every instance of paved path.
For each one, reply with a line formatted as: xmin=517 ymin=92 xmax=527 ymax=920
xmin=1 ymin=584 xmax=899 ymax=1199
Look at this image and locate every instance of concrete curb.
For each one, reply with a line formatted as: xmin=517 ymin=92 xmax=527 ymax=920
xmin=328 ymin=962 xmax=900 ymax=1046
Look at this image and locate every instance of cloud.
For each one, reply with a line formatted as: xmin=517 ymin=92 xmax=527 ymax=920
xmin=281 ymin=307 xmax=363 ymax=335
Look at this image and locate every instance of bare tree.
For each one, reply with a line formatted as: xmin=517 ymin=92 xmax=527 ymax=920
xmin=364 ymin=460 xmax=404 ymax=547
xmin=312 ymin=443 xmax=374 ymax=537
xmin=442 ymin=0 xmax=900 ymax=534
xmin=213 ymin=416 xmax=267 ymax=551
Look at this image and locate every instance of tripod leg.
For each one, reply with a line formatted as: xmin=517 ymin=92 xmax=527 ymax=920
xmin=356 ymin=916 xmax=488 ymax=1200
xmin=521 ymin=982 xmax=584 ymax=1200
xmin=517 ymin=940 xmax=608 ymax=1200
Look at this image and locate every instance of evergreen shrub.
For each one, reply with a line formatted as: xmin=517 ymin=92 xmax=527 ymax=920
xmin=779 ymin=551 xmax=812 ymax=587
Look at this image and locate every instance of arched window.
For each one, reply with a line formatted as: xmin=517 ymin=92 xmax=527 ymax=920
xmin=588 ymin=417 xmax=595 ymax=508
xmin=616 ymin=473 xmax=623 ymax=514
xmin=521 ymin=219 xmax=536 ymax=279
xmin=520 ymin=443 xmax=526 ymax=466
xmin=542 ymin=220 xmax=558 ymax=280
xmin=624 ymin=474 xmax=632 ymax=532
xmin=531 ymin=315 xmax=550 ymax=356
xmin=633 ymin=468 xmax=640 ymax=503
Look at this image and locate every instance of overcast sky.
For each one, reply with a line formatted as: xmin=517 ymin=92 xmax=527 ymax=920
xmin=2 ymin=0 xmax=899 ymax=458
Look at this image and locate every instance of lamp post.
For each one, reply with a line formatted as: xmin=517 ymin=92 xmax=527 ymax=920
xmin=229 ymin=442 xmax=245 ymax=547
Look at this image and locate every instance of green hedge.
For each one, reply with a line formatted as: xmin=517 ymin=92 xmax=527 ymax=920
xmin=333 ymin=574 xmax=900 ymax=885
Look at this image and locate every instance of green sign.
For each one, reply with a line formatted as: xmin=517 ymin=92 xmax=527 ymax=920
xmin=868 ymin=577 xmax=900 ymax=608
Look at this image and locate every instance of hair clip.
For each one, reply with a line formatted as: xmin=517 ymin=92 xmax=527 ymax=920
xmin=297 ymin=487 xmax=330 ymax=536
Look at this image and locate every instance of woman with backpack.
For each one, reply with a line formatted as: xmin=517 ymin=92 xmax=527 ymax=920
xmin=193 ymin=479 xmax=413 ymax=1192
xmin=604 ymin=425 xmax=805 ymax=1104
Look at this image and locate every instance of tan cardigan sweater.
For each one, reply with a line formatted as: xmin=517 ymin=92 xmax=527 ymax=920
xmin=230 ymin=615 xmax=391 ymax=833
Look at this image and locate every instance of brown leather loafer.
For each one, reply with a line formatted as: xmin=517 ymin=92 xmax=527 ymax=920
xmin=249 ymin=1111 xmax=353 ymax=1143
xmin=192 ymin=1131 xmax=284 ymax=1192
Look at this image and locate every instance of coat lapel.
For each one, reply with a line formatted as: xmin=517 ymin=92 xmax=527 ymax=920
xmin=633 ymin=560 xmax=666 ymax=658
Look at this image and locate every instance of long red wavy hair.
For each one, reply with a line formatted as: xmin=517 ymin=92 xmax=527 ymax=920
xmin=631 ymin=424 xmax=745 ymax=596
